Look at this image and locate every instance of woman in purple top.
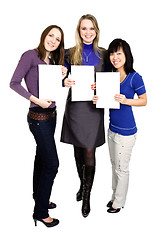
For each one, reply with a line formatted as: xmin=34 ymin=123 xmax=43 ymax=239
xmin=10 ymin=25 xmax=67 ymax=227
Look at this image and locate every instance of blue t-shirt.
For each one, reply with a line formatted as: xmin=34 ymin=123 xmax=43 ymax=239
xmin=109 ymin=72 xmax=146 ymax=136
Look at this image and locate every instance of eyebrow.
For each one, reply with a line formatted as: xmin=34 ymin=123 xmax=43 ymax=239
xmin=49 ymin=33 xmax=61 ymax=40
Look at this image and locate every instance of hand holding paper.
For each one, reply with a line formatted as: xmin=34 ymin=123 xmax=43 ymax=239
xmin=64 ymin=78 xmax=75 ymax=88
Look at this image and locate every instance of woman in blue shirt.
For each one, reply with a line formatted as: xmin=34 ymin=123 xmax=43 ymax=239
xmin=94 ymin=38 xmax=147 ymax=213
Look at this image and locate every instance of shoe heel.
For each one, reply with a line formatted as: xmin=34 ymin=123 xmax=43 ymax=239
xmin=34 ymin=219 xmax=37 ymax=226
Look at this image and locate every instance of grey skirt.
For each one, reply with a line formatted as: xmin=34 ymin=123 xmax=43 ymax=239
xmin=61 ymin=93 xmax=105 ymax=148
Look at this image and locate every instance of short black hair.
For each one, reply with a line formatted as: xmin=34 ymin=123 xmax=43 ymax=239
xmin=107 ymin=38 xmax=135 ymax=74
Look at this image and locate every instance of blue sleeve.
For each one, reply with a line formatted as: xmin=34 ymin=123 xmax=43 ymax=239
xmin=131 ymin=72 xmax=146 ymax=96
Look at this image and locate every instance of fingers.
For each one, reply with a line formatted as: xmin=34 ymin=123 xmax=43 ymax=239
xmin=91 ymin=82 xmax=96 ymax=90
xmin=114 ymin=94 xmax=126 ymax=104
xmin=64 ymin=78 xmax=75 ymax=88
xmin=61 ymin=66 xmax=68 ymax=76
xmin=93 ymin=95 xmax=99 ymax=104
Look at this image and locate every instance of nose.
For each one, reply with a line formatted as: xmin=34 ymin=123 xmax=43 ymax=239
xmin=86 ymin=29 xmax=90 ymax=34
xmin=51 ymin=36 xmax=56 ymax=43
xmin=112 ymin=53 xmax=117 ymax=60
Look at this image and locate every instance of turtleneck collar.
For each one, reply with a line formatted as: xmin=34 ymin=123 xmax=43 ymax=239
xmin=83 ymin=43 xmax=93 ymax=51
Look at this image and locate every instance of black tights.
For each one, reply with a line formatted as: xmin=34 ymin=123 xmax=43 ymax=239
xmin=74 ymin=146 xmax=96 ymax=167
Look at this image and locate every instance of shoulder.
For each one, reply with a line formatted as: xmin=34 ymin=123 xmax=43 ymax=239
xmin=21 ymin=49 xmax=37 ymax=57
xmin=129 ymin=72 xmax=143 ymax=84
xmin=98 ymin=47 xmax=107 ymax=56
xmin=129 ymin=72 xmax=145 ymax=91
xmin=64 ymin=48 xmax=72 ymax=65
xmin=65 ymin=48 xmax=71 ymax=57
xmin=20 ymin=49 xmax=38 ymax=62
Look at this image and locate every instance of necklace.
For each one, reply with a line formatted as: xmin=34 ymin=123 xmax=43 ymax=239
xmin=83 ymin=51 xmax=92 ymax=63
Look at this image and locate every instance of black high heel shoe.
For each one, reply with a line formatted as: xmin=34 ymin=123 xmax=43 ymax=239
xmin=33 ymin=217 xmax=59 ymax=227
xmin=48 ymin=202 xmax=57 ymax=209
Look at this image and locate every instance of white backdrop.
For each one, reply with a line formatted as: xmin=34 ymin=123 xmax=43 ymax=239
xmin=1 ymin=0 xmax=159 ymax=239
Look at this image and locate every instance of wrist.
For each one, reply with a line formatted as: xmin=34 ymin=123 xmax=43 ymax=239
xmin=124 ymin=98 xmax=129 ymax=105
xmin=29 ymin=95 xmax=39 ymax=105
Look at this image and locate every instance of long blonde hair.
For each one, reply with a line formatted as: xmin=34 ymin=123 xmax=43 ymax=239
xmin=70 ymin=14 xmax=101 ymax=65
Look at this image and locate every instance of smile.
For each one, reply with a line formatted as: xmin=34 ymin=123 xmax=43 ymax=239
xmin=85 ymin=35 xmax=92 ymax=38
xmin=48 ymin=43 xmax=55 ymax=48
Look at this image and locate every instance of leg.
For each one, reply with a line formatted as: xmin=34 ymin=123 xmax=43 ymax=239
xmin=108 ymin=130 xmax=118 ymax=202
xmin=109 ymin=131 xmax=136 ymax=209
xmin=33 ymin=146 xmax=42 ymax=200
xmin=82 ymin=148 xmax=96 ymax=217
xmin=28 ymin=116 xmax=59 ymax=219
xmin=74 ymin=146 xmax=85 ymax=201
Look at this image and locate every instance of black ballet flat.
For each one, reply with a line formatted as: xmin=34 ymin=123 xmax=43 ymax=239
xmin=106 ymin=201 xmax=113 ymax=208
xmin=33 ymin=217 xmax=59 ymax=227
xmin=48 ymin=202 xmax=57 ymax=209
xmin=107 ymin=207 xmax=121 ymax=213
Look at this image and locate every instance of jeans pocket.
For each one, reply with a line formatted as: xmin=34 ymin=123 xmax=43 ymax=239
xmin=27 ymin=115 xmax=40 ymax=130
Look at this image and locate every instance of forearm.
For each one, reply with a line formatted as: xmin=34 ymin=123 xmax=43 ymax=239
xmin=124 ymin=98 xmax=147 ymax=106
xmin=115 ymin=93 xmax=147 ymax=107
xmin=29 ymin=95 xmax=52 ymax=108
xmin=29 ymin=95 xmax=40 ymax=105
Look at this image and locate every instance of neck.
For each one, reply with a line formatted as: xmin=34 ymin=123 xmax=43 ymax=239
xmin=44 ymin=51 xmax=50 ymax=64
xmin=83 ymin=43 xmax=93 ymax=53
xmin=117 ymin=68 xmax=127 ymax=82
xmin=83 ymin=41 xmax=93 ymax=45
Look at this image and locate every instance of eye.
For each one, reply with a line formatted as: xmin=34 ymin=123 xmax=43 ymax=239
xmin=82 ymin=27 xmax=86 ymax=30
xmin=56 ymin=38 xmax=60 ymax=42
xmin=90 ymin=27 xmax=94 ymax=30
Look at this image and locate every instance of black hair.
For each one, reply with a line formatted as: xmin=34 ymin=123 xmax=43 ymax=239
xmin=107 ymin=38 xmax=135 ymax=74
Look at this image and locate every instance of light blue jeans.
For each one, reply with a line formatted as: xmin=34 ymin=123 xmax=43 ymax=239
xmin=108 ymin=129 xmax=137 ymax=208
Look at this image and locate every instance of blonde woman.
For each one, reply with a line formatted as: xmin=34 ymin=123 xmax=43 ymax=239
xmin=61 ymin=14 xmax=109 ymax=217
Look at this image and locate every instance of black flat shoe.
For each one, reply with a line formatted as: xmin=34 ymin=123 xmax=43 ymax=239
xmin=33 ymin=217 xmax=59 ymax=227
xmin=107 ymin=207 xmax=121 ymax=213
xmin=106 ymin=201 xmax=113 ymax=208
xmin=48 ymin=202 xmax=57 ymax=209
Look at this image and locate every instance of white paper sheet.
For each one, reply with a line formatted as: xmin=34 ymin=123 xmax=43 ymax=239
xmin=39 ymin=65 xmax=62 ymax=100
xmin=71 ymin=66 xmax=94 ymax=101
xmin=96 ymin=72 xmax=120 ymax=109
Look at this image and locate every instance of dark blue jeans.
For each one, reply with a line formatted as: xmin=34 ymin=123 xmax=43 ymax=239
xmin=27 ymin=111 xmax=59 ymax=219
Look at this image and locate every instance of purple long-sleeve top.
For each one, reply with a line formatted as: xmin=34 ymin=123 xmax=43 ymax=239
xmin=10 ymin=49 xmax=55 ymax=108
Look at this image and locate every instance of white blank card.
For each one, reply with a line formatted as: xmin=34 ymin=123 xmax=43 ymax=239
xmin=96 ymin=72 xmax=120 ymax=109
xmin=39 ymin=64 xmax=62 ymax=100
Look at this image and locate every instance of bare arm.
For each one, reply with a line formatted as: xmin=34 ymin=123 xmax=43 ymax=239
xmin=114 ymin=93 xmax=147 ymax=106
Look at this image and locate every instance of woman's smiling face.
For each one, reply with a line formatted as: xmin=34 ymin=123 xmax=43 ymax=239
xmin=80 ymin=19 xmax=96 ymax=44
xmin=44 ymin=28 xmax=61 ymax=52
xmin=110 ymin=47 xmax=126 ymax=71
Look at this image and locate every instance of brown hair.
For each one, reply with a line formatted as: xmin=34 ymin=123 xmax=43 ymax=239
xmin=36 ymin=25 xmax=64 ymax=65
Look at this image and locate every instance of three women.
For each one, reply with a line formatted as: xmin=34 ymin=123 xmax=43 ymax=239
xmin=10 ymin=15 xmax=147 ymax=226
